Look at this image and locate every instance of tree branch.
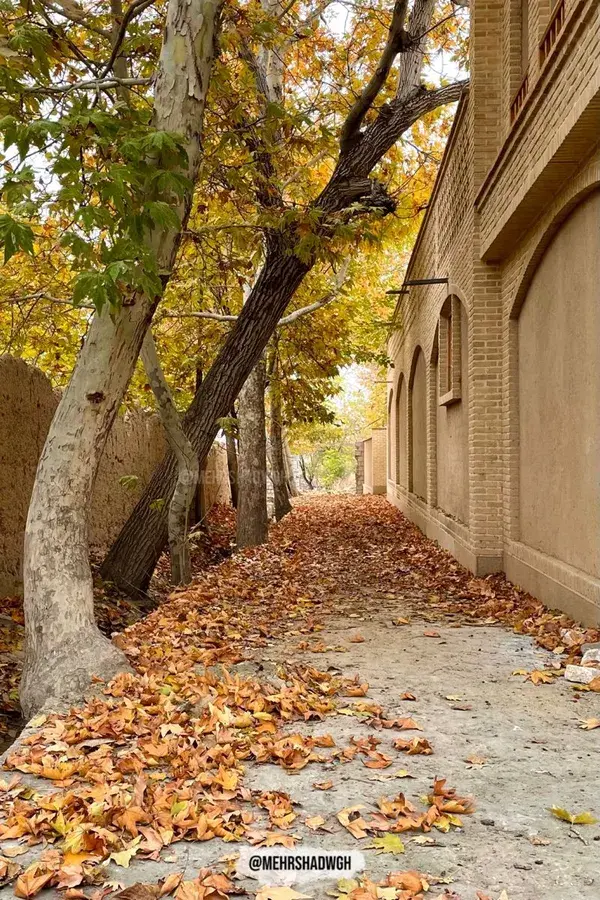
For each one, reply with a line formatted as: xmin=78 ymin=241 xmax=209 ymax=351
xmin=23 ymin=76 xmax=152 ymax=95
xmin=340 ymin=0 xmax=409 ymax=153
xmin=38 ymin=0 xmax=111 ymax=38
xmin=162 ymin=260 xmax=350 ymax=326
xmin=99 ymin=0 xmax=158 ymax=78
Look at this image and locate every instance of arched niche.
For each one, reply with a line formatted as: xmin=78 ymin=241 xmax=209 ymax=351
xmin=395 ymin=374 xmax=407 ymax=487
xmin=432 ymin=295 xmax=469 ymax=523
xmin=516 ymin=189 xmax=600 ymax=577
xmin=408 ymin=347 xmax=427 ymax=500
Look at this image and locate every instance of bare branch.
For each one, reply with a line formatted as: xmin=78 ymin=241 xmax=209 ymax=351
xmin=38 ymin=0 xmax=111 ymax=38
xmin=99 ymin=0 xmax=157 ymax=78
xmin=10 ymin=292 xmax=93 ymax=309
xmin=23 ymin=76 xmax=152 ymax=95
xmin=340 ymin=0 xmax=409 ymax=153
xmin=278 ymin=258 xmax=349 ymax=323
xmin=162 ymin=260 xmax=350 ymax=327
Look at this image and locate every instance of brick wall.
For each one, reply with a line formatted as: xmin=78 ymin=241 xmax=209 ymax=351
xmin=386 ymin=0 xmax=600 ymax=624
xmin=359 ymin=429 xmax=387 ymax=495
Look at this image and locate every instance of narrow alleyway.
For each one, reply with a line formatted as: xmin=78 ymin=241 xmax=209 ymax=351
xmin=1 ymin=496 xmax=599 ymax=900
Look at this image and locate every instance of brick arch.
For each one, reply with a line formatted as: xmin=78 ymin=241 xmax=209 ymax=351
xmin=394 ymin=373 xmax=407 ymax=487
xmin=387 ymin=387 xmax=394 ymax=480
xmin=427 ymin=285 xmax=470 ymax=367
xmin=408 ymin=346 xmax=427 ymax=499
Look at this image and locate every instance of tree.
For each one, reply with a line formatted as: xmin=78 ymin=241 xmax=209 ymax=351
xmin=224 ymin=415 xmax=239 ymax=508
xmin=268 ymin=346 xmax=292 ymax=520
xmin=0 ymin=0 xmax=221 ymax=715
xmin=141 ymin=331 xmax=199 ymax=586
xmin=236 ymin=357 xmax=269 ymax=547
xmin=101 ymin=0 xmax=468 ymax=594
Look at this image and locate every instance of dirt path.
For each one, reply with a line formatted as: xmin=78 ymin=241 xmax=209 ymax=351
xmin=0 ymin=496 xmax=598 ymax=900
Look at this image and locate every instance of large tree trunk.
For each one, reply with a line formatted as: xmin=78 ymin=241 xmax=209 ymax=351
xmin=101 ymin=244 xmax=309 ymax=592
xmin=225 ymin=419 xmax=239 ymax=509
xmin=269 ymin=370 xmax=292 ymax=521
xmin=20 ymin=0 xmax=220 ymax=717
xmin=236 ymin=359 xmax=268 ymax=547
xmin=141 ymin=332 xmax=199 ymax=586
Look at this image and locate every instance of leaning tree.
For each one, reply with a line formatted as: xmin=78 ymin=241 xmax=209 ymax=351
xmin=102 ymin=0 xmax=468 ymax=592
xmin=0 ymin=0 xmax=220 ymax=715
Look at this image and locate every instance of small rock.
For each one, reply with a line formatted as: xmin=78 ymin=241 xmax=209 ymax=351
xmin=481 ymin=818 xmax=495 ymax=826
xmin=514 ymin=863 xmax=532 ymax=871
xmin=582 ymin=649 xmax=600 ymax=666
xmin=581 ymin=641 xmax=600 ymax=655
xmin=564 ymin=664 xmax=600 ymax=684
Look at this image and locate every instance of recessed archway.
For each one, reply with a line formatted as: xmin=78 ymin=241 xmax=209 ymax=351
xmin=516 ymin=189 xmax=600 ymax=577
xmin=408 ymin=347 xmax=427 ymax=500
xmin=395 ymin=374 xmax=407 ymax=487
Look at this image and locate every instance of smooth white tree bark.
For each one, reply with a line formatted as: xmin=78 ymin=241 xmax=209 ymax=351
xmin=21 ymin=0 xmax=220 ymax=717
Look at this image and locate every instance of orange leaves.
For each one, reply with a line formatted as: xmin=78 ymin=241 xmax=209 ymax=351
xmin=115 ymin=805 xmax=150 ymax=837
xmin=256 ymin=792 xmax=297 ymax=830
xmin=343 ymin=677 xmax=369 ymax=698
xmin=393 ymin=738 xmax=433 ymax=756
xmin=428 ymin=777 xmax=475 ymax=816
xmin=174 ymin=871 xmax=234 ymax=900
xmin=14 ymin=866 xmax=54 ymax=899
xmin=579 ymin=718 xmax=600 ymax=730
xmin=336 ymin=805 xmax=369 ymax=839
xmin=512 ymin=670 xmax=556 ymax=686
xmin=363 ymin=751 xmax=393 ymax=769
xmin=335 ymin=778 xmax=473 ymax=845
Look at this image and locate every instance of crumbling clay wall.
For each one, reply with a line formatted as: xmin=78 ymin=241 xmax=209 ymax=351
xmin=0 ymin=356 xmax=230 ymax=595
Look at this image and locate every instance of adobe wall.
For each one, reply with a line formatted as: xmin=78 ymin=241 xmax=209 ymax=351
xmin=0 ymin=356 xmax=230 ymax=595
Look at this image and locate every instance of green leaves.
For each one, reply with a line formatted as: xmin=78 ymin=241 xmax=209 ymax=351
xmin=0 ymin=214 xmax=34 ymax=263
xmin=145 ymin=201 xmax=181 ymax=231
xmin=72 ymin=256 xmax=163 ymax=313
xmin=72 ymin=270 xmax=119 ymax=313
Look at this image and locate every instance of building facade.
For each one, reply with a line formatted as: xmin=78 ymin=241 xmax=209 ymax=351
xmin=359 ymin=428 xmax=388 ymax=495
xmin=386 ymin=0 xmax=600 ymax=624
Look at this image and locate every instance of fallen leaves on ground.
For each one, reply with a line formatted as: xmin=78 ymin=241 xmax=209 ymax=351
xmin=334 ymin=871 xmax=430 ymax=899
xmin=1 ymin=495 xmax=598 ymax=896
xmin=464 ymin=755 xmax=487 ymax=767
xmin=549 ymin=806 xmax=598 ymax=825
xmin=393 ymin=738 xmax=433 ymax=756
xmin=512 ymin=670 xmax=556 ymax=685
xmin=579 ymin=718 xmax=600 ymax=730
xmin=256 ymin=888 xmax=312 ymax=900
xmin=366 ymin=834 xmax=405 ymax=855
